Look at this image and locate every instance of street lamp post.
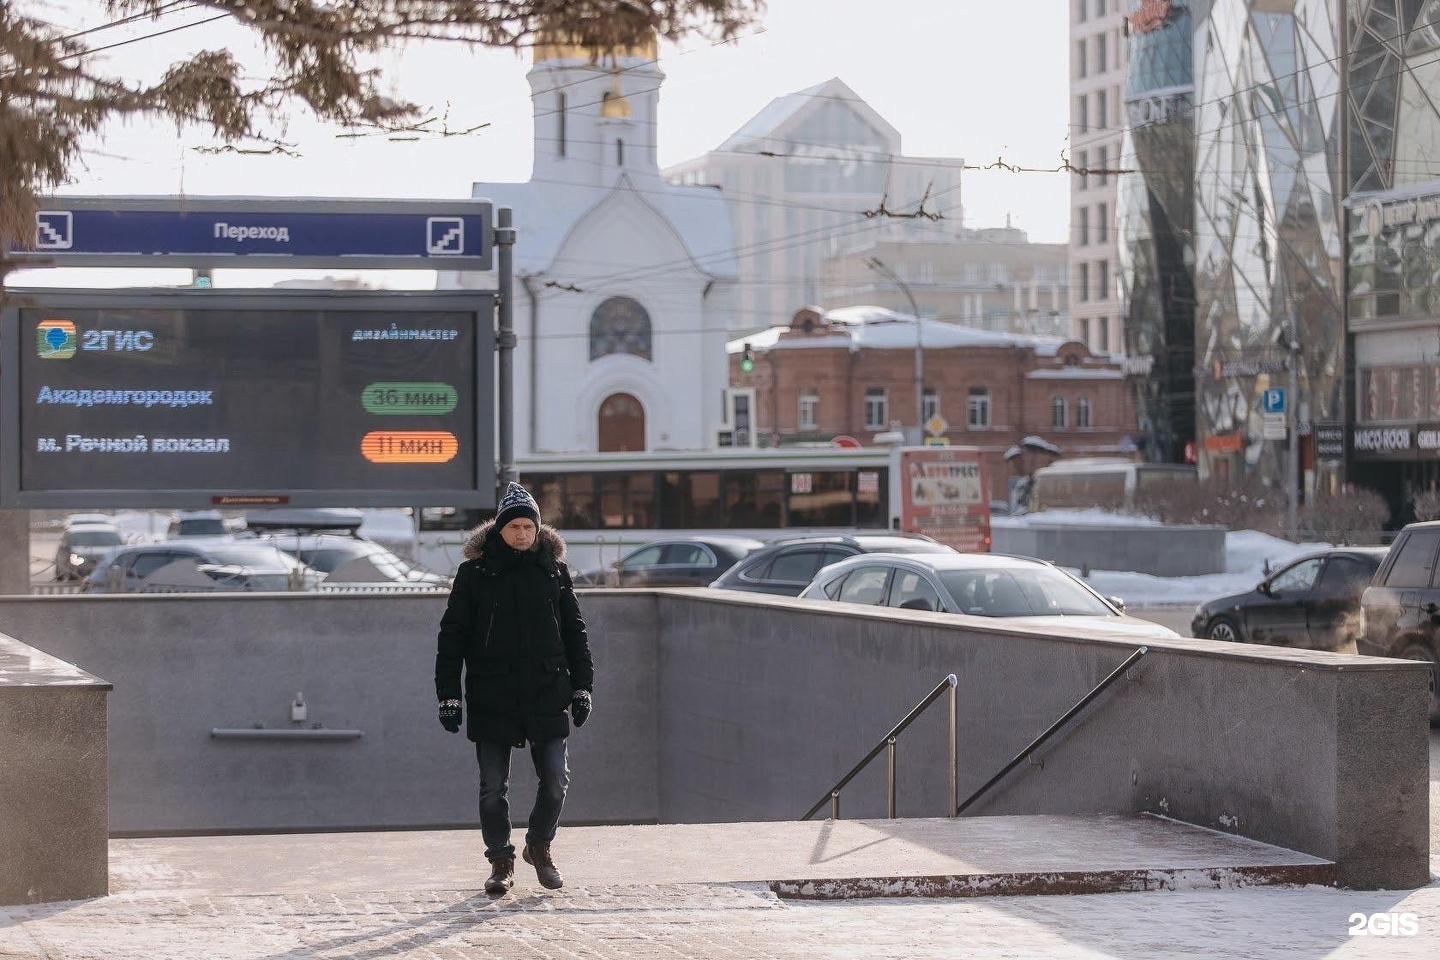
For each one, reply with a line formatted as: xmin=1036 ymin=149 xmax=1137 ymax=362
xmin=867 ymin=257 xmax=924 ymax=441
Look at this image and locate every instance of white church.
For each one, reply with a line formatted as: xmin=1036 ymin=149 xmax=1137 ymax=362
xmin=437 ymin=33 xmax=739 ymax=457
xmin=438 ymin=36 xmax=970 ymax=459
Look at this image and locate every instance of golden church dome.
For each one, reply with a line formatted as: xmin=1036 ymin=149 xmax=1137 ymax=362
xmin=532 ymin=25 xmax=659 ymax=64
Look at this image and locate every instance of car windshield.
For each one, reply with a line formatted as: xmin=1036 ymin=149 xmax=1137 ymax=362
xmin=938 ymin=568 xmax=1114 ymax=617
xmin=297 ymin=544 xmax=372 ymax=573
xmin=175 ymin=519 xmax=228 ymax=536
xmin=67 ymin=529 xmax=123 ymax=547
xmin=203 ymin=545 xmax=307 ymax=570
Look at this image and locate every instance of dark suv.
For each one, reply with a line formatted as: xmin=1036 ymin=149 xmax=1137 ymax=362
xmin=1358 ymin=520 xmax=1440 ymax=724
xmin=708 ymin=534 xmax=955 ymax=597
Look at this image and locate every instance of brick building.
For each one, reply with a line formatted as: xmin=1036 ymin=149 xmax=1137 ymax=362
xmin=729 ymin=306 xmax=1138 ymax=499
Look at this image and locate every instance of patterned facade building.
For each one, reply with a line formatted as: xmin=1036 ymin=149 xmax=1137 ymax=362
xmin=1344 ymin=0 xmax=1440 ymax=513
xmin=1190 ymin=0 xmax=1346 ymax=489
xmin=1116 ymin=0 xmax=1195 ymax=464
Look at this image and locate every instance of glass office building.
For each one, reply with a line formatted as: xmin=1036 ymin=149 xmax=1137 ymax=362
xmin=1117 ymin=0 xmax=1196 ymax=463
xmin=1345 ymin=0 xmax=1440 ymax=515
xmin=1190 ymin=0 xmax=1346 ymax=488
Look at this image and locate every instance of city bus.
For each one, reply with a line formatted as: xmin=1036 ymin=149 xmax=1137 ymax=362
xmin=414 ymin=446 xmax=992 ymax=573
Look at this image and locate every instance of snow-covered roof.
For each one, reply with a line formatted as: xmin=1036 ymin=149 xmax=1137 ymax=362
xmin=726 ymin=306 xmax=1068 ymax=354
xmin=725 ymin=326 xmax=790 ymax=353
xmin=717 ymin=78 xmax=900 ymax=153
xmin=460 ymin=176 xmax=738 ymax=279
xmin=1027 ymin=368 xmax=1125 ymax=380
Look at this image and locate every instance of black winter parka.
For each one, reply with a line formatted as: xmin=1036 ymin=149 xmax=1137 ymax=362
xmin=434 ymin=520 xmax=594 ymax=745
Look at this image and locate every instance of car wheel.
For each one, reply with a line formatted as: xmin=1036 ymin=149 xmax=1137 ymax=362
xmin=1397 ymin=642 xmax=1440 ymax=727
xmin=1206 ymin=616 xmax=1242 ymax=643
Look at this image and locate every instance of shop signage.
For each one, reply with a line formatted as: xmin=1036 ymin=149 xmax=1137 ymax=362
xmin=1418 ymin=427 xmax=1440 ymax=450
xmin=1361 ymin=193 xmax=1440 ymax=238
xmin=1126 ymin=89 xmax=1193 ymax=129
xmin=1352 ymin=426 xmax=1413 ymax=455
xmin=1203 ymin=433 xmax=1244 ymax=453
xmin=1313 ymin=422 xmax=1345 ymax=460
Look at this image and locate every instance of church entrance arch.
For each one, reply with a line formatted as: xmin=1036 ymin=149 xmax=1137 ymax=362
xmin=598 ymin=393 xmax=646 ymax=452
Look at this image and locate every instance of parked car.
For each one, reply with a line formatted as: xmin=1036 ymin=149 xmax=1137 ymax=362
xmin=84 ymin=540 xmax=322 ymax=593
xmin=1190 ymin=547 xmax=1389 ymax=650
xmin=167 ymin=510 xmax=248 ymax=539
xmin=63 ymin=512 xmax=115 ymax=529
xmin=261 ymin=533 xmax=449 ymax=587
xmin=576 ymin=536 xmax=766 ymax=588
xmin=709 ymin=534 xmax=956 ymax=597
xmin=796 ymin=552 xmax=1179 ymax=639
xmin=54 ymin=523 xmax=126 ymax=580
xmin=1359 ymin=521 xmax=1440 ymax=724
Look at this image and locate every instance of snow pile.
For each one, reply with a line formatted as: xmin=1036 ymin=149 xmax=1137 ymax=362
xmin=995 ymin=509 xmax=1166 ymax=528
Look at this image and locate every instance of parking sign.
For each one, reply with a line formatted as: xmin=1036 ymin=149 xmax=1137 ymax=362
xmin=1262 ymin=387 xmax=1286 ymax=414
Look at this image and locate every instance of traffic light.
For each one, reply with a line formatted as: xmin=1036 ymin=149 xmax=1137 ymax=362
xmin=740 ymin=342 xmax=755 ymax=373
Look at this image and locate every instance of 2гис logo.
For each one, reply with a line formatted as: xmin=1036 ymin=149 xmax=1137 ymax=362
xmin=36 ymin=319 xmax=76 ymax=359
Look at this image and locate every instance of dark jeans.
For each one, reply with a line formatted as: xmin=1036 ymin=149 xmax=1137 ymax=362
xmin=475 ymin=737 xmax=570 ymax=862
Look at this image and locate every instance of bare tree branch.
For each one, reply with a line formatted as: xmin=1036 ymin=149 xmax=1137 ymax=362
xmin=0 ymin=0 xmax=766 ymax=279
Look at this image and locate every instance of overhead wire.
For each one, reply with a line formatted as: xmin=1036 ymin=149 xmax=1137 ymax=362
xmin=34 ymin=5 xmax=1425 ymax=357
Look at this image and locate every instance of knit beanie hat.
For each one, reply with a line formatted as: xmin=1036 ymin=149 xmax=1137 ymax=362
xmin=494 ymin=481 xmax=541 ymax=529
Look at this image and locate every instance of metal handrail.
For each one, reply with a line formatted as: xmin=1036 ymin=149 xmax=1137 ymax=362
xmin=801 ymin=674 xmax=957 ymax=821
xmin=956 ymin=646 xmax=1148 ymax=816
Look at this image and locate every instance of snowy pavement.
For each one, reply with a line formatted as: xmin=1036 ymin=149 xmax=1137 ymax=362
xmin=2 ymin=820 xmax=1438 ymax=960
xmin=2 ymin=882 xmax=1439 ymax=959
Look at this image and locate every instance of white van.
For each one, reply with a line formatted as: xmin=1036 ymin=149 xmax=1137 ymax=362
xmin=1027 ymin=457 xmax=1197 ymax=513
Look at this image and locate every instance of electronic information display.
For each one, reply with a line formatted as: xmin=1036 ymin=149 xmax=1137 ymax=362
xmin=1 ymin=290 xmax=495 ymax=508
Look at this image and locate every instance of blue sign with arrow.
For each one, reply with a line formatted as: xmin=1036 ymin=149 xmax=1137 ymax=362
xmin=15 ymin=197 xmax=494 ymax=271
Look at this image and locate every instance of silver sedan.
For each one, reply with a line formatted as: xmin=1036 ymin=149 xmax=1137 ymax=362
xmin=798 ymin=552 xmax=1180 ymax=640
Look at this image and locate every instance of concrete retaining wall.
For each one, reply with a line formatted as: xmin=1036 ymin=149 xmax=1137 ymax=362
xmin=0 ymin=634 xmax=111 ymax=904
xmin=992 ymin=520 xmax=1227 ymax=577
xmin=658 ymin=592 xmax=1431 ymax=890
xmin=0 ymin=588 xmax=1428 ymax=890
xmin=0 ymin=593 xmax=659 ymax=835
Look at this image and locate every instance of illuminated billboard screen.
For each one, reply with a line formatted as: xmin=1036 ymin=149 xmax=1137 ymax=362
xmin=1 ymin=290 xmax=494 ymax=508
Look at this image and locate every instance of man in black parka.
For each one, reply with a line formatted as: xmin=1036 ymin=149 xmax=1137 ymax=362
xmin=435 ymin=482 xmax=594 ymax=896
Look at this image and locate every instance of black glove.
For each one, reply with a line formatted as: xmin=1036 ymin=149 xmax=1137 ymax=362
xmin=570 ymin=690 xmax=592 ymax=728
xmin=438 ymin=698 xmax=462 ymax=734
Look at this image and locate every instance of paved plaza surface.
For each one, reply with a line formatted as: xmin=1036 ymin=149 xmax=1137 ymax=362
xmin=2 ymin=817 xmax=1438 ymax=959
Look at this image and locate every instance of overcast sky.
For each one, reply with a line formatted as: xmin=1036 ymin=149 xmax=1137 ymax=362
xmin=15 ymin=0 xmax=1070 ymax=288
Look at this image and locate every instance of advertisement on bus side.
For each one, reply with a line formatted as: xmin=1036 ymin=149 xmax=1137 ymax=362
xmin=894 ymin=446 xmax=991 ymax=552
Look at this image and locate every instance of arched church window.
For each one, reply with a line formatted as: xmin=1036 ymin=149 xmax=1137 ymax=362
xmin=589 ymin=296 xmax=652 ymax=361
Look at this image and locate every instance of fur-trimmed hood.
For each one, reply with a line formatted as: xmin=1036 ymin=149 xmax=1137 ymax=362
xmin=461 ymin=518 xmax=568 ymax=564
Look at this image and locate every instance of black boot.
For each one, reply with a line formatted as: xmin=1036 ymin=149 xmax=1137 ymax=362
xmin=484 ymin=856 xmax=514 ymax=896
xmin=522 ymin=841 xmax=564 ymax=890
